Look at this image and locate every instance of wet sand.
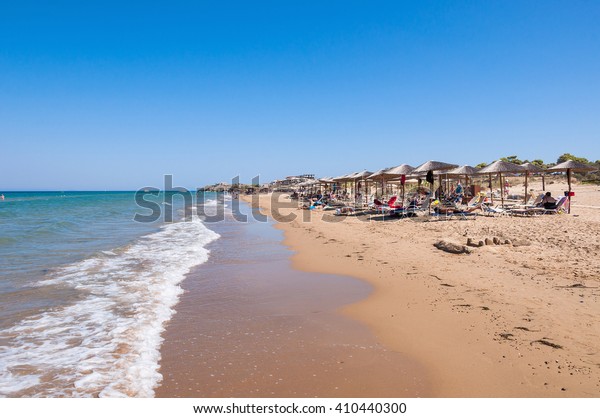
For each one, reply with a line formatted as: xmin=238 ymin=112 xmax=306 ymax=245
xmin=156 ymin=205 xmax=429 ymax=397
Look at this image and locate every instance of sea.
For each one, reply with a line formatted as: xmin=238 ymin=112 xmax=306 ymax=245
xmin=0 ymin=191 xmax=224 ymax=397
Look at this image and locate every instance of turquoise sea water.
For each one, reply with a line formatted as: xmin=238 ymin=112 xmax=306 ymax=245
xmin=0 ymin=191 xmax=221 ymax=397
xmin=1 ymin=192 xmax=157 ymax=293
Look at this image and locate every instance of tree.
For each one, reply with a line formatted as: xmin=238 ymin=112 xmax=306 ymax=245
xmin=476 ymin=162 xmax=487 ymax=168
xmin=531 ymin=159 xmax=546 ymax=168
xmin=556 ymin=153 xmax=590 ymax=165
xmin=500 ymin=155 xmax=523 ymax=165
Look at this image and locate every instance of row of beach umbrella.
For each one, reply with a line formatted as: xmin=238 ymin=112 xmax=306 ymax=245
xmin=314 ymin=160 xmax=596 ymax=214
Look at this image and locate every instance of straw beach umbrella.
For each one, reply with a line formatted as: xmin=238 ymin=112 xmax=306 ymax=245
xmin=385 ymin=164 xmax=415 ymax=177
xmin=412 ymin=160 xmax=458 ymax=174
xmin=348 ymin=170 xmax=373 ymax=205
xmin=333 ymin=172 xmax=356 ymax=198
xmin=546 ymin=160 xmax=597 ymax=214
xmin=446 ymin=165 xmax=478 ymax=177
xmin=519 ymin=162 xmax=544 ymax=203
xmin=318 ymin=177 xmax=335 ymax=192
xmin=412 ymin=161 xmax=458 ymax=213
xmin=318 ymin=176 xmax=336 ymax=183
xmin=383 ymin=164 xmax=415 ymax=203
xmin=445 ymin=165 xmax=478 ymax=195
xmin=477 ymin=160 xmax=526 ymax=207
xmin=367 ymin=168 xmax=392 ymax=199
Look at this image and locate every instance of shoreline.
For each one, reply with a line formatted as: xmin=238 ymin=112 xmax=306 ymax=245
xmin=156 ymin=202 xmax=429 ymax=397
xmin=242 ymin=185 xmax=600 ymax=397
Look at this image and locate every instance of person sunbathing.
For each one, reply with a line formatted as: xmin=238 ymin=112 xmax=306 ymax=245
xmin=540 ymin=192 xmax=558 ymax=209
xmin=434 ymin=203 xmax=482 ymax=214
xmin=301 ymin=197 xmax=325 ymax=210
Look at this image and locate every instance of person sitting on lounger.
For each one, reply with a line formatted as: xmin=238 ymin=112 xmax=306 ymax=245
xmin=335 ymin=206 xmax=355 ymax=215
xmin=434 ymin=203 xmax=483 ymax=214
xmin=540 ymin=192 xmax=558 ymax=209
xmin=447 ymin=182 xmax=464 ymax=203
xmin=302 ymin=197 xmax=325 ymax=210
xmin=455 ymin=182 xmax=463 ymax=195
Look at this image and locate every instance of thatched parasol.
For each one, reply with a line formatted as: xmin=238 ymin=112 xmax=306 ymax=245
xmin=348 ymin=170 xmax=373 ymax=204
xmin=367 ymin=168 xmax=389 ymax=179
xmin=519 ymin=162 xmax=545 ymax=202
xmin=546 ymin=160 xmax=597 ymax=213
xmin=316 ymin=177 xmax=336 ymax=195
xmin=332 ymin=172 xmax=357 ymax=197
xmin=412 ymin=161 xmax=458 ymax=213
xmin=384 ymin=164 xmax=415 ymax=177
xmin=446 ymin=165 xmax=479 ymax=176
xmin=520 ymin=162 xmax=543 ymax=172
xmin=318 ymin=176 xmax=336 ymax=183
xmin=477 ymin=160 xmax=526 ymax=206
xmin=332 ymin=172 xmax=354 ymax=181
xmin=367 ymin=168 xmax=392 ymax=198
xmin=347 ymin=170 xmax=373 ymax=180
xmin=444 ymin=165 xmax=479 ymax=194
xmin=381 ymin=164 xmax=415 ymax=202
xmin=412 ymin=160 xmax=458 ymax=174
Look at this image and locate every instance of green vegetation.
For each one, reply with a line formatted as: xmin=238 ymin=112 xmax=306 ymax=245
xmin=500 ymin=155 xmax=523 ymax=165
xmin=530 ymin=159 xmax=546 ymax=168
xmin=554 ymin=154 xmax=600 ymax=184
xmin=557 ymin=153 xmax=592 ymax=165
xmin=489 ymin=154 xmax=600 ymax=184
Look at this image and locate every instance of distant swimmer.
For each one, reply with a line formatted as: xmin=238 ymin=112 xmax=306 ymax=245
xmin=0 ymin=194 xmax=4 ymax=200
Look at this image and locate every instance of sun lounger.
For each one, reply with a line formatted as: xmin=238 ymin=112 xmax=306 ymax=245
xmin=499 ymin=196 xmax=567 ymax=217
xmin=542 ymin=196 xmax=568 ymax=215
xmin=506 ymin=207 xmax=543 ymax=217
xmin=429 ymin=200 xmax=481 ymax=220
xmin=335 ymin=206 xmax=356 ymax=215
xmin=512 ymin=193 xmax=544 ymax=210
xmin=481 ymin=203 xmax=509 ymax=217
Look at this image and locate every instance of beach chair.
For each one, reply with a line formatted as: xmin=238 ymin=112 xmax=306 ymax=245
xmin=481 ymin=203 xmax=509 ymax=217
xmin=506 ymin=206 xmax=541 ymax=217
xmin=505 ymin=193 xmax=553 ymax=217
xmin=429 ymin=200 xmax=480 ymax=221
xmin=386 ymin=196 xmax=404 ymax=209
xmin=463 ymin=193 xmax=485 ymax=209
xmin=543 ymin=196 xmax=568 ymax=215
xmin=513 ymin=193 xmax=544 ymax=209
xmin=335 ymin=206 xmax=357 ymax=215
xmin=411 ymin=198 xmax=431 ymax=216
xmin=389 ymin=198 xmax=423 ymax=217
xmin=335 ymin=197 xmax=368 ymax=216
xmin=464 ymin=195 xmax=479 ymax=207
xmin=527 ymin=193 xmax=542 ymax=207
xmin=371 ymin=196 xmax=402 ymax=214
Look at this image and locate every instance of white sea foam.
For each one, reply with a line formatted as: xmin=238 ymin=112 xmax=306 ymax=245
xmin=201 ymin=198 xmax=228 ymax=208
xmin=0 ymin=217 xmax=219 ymax=397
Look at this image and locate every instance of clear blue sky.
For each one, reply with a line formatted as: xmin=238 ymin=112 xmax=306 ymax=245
xmin=1 ymin=1 xmax=599 ymax=190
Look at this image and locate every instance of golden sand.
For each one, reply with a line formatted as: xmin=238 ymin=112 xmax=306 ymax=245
xmin=242 ymin=181 xmax=600 ymax=397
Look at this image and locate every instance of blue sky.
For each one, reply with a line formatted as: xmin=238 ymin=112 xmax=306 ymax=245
xmin=1 ymin=1 xmax=599 ymax=190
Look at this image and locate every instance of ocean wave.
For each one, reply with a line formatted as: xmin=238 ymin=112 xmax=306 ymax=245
xmin=200 ymin=198 xmax=224 ymax=207
xmin=0 ymin=217 xmax=220 ymax=398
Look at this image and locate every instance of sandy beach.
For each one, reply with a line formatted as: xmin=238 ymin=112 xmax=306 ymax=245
xmin=241 ymin=181 xmax=600 ymax=397
xmin=156 ymin=205 xmax=429 ymax=397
